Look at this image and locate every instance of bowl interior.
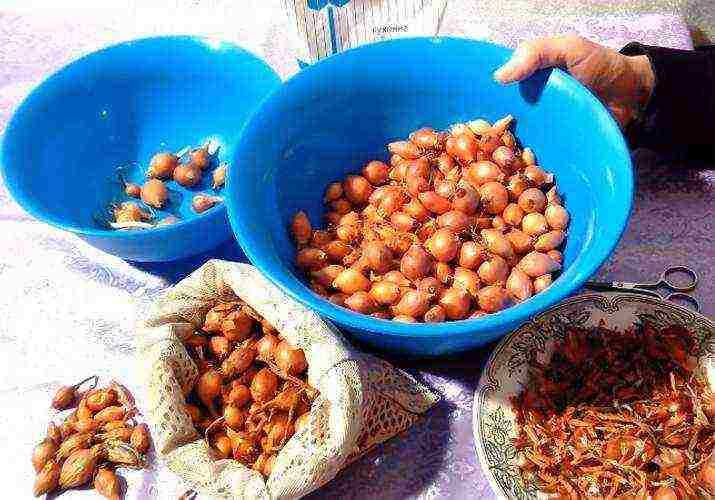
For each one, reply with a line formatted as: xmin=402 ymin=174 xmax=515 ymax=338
xmin=229 ymin=37 xmax=632 ymax=340
xmin=2 ymin=36 xmax=280 ymax=233
xmin=473 ymin=292 xmax=715 ymax=499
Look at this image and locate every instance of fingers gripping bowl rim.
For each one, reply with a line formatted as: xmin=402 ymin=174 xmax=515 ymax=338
xmin=227 ymin=36 xmax=634 ymax=355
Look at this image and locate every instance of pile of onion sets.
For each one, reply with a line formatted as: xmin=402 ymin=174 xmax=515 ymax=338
xmin=181 ymin=300 xmax=318 ymax=478
xmin=107 ymin=141 xmax=226 ymax=231
xmin=290 ymin=115 xmax=570 ymax=322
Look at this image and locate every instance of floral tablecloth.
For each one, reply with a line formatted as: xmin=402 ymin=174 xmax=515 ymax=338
xmin=2 ymin=2 xmax=712 ymax=499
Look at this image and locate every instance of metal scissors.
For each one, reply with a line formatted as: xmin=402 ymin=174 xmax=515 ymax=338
xmin=585 ymin=265 xmax=700 ymax=312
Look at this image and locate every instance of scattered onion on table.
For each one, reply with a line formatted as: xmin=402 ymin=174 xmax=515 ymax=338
xmin=290 ymin=115 xmax=570 ymax=322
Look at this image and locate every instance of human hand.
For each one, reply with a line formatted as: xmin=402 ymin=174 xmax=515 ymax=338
xmin=494 ymin=35 xmax=655 ymax=128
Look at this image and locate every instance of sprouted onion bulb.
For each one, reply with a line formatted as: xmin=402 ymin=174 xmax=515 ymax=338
xmin=192 ymin=194 xmax=223 ymax=213
xmin=140 ymin=179 xmax=168 ymax=209
xmin=288 ymin=114 xmax=570 ymax=322
xmin=147 ymin=152 xmax=179 ymax=179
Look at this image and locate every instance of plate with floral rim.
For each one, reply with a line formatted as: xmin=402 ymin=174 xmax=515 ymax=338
xmin=472 ymin=292 xmax=715 ymax=499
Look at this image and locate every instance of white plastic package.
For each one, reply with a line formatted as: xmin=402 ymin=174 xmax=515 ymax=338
xmin=280 ymin=0 xmax=447 ymax=64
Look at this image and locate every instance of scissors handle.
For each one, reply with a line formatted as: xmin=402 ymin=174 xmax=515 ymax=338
xmin=660 ymin=266 xmax=698 ymax=292
xmin=663 ymin=292 xmax=701 ymax=312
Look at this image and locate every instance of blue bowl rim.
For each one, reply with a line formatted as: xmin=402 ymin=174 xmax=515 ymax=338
xmin=230 ymin=35 xmax=634 ymax=339
xmin=0 ymin=34 xmax=280 ymax=240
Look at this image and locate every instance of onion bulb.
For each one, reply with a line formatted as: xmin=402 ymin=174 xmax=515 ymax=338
xmin=523 ymin=165 xmax=549 ymax=186
xmin=404 ymin=198 xmax=431 ymax=221
xmin=173 ymin=163 xmax=202 ymax=187
xmin=418 ymin=191 xmax=452 ymax=215
xmin=140 ymin=179 xmax=168 ymax=209
xmin=424 ymin=305 xmax=446 ymax=323
xmin=332 ymin=267 xmax=370 ymax=294
xmin=436 ymin=152 xmax=455 ymax=174
xmin=380 ymin=189 xmax=407 ymax=216
xmin=492 ymin=216 xmax=507 ymax=231
xmin=478 ymin=285 xmax=511 ymax=313
xmin=324 ymin=182 xmax=343 ymax=203
xmin=343 ymin=175 xmax=373 ymax=205
xmin=224 ymin=405 xmax=247 ymax=430
xmin=324 ymin=241 xmax=352 ymax=262
xmin=453 ymin=267 xmax=481 ymax=297
xmin=517 ymin=251 xmax=561 ymax=278
xmin=447 ymin=133 xmax=479 ymax=163
xmin=435 ymin=180 xmax=457 ymax=199
xmin=521 ymin=212 xmax=549 ymax=236
xmin=147 ymin=152 xmax=178 ymax=179
xmin=479 ymin=182 xmax=509 ymax=214
xmin=478 ymin=254 xmax=509 ymax=285
xmin=521 ymin=147 xmax=536 ymax=166
xmin=329 ymin=293 xmax=348 ymax=306
xmin=533 ymin=274 xmax=553 ymax=293
xmin=544 ymin=204 xmax=570 ymax=229
xmin=452 ymin=187 xmax=480 ymax=215
xmin=491 ymin=146 xmax=516 ymax=171
xmin=435 ymin=262 xmax=454 ymax=285
xmin=192 ymin=194 xmax=222 ymax=213
xmin=296 ymin=247 xmax=328 ymax=271
xmin=250 ymin=368 xmax=278 ymax=402
xmin=291 ymin=211 xmax=312 ymax=245
xmin=400 ymin=245 xmax=433 ymax=280
xmin=437 ymin=211 xmax=472 ymax=232
xmin=406 ymin=158 xmax=431 ymax=179
xmin=481 ymin=229 xmax=516 ymax=260
xmin=507 ymin=229 xmax=534 ymax=254
xmin=392 ymin=290 xmax=431 ymax=318
xmin=426 ymin=228 xmax=461 ymax=263
xmin=362 ymin=240 xmax=393 ymax=273
xmin=506 ymin=268 xmax=534 ymax=301
xmin=502 ymin=203 xmax=524 ymax=226
xmin=545 ymin=186 xmax=561 ymax=205
xmin=417 ymin=277 xmax=443 ymax=298
xmin=369 ymin=281 xmax=401 ymax=305
xmin=124 ymin=182 xmax=140 ymax=198
xmin=383 ymin=271 xmax=411 ymax=287
xmin=256 ymin=334 xmax=279 ymax=363
xmin=478 ymin=133 xmax=501 ymax=155
xmin=406 ymin=175 xmax=431 ymax=197
xmin=410 ymin=127 xmax=442 ymax=149
xmin=464 ymin=161 xmax=504 ymax=187
xmin=388 ymin=140 xmax=422 ymax=159
xmin=438 ymin=287 xmax=471 ymax=320
xmin=517 ymin=188 xmax=547 ymax=214
xmin=212 ymin=163 xmax=227 ymax=189
xmin=273 ymin=340 xmax=308 ymax=375
xmin=362 ymin=160 xmax=389 ymax=185
xmin=506 ymin=174 xmax=529 ymax=200
xmin=459 ymin=241 xmax=486 ymax=269
xmin=197 ymin=369 xmax=222 ymax=413
xmin=344 ymin=291 xmax=376 ymax=314
xmin=547 ymin=250 xmax=563 ymax=264
xmin=534 ymin=230 xmax=565 ymax=252
xmin=467 ymin=119 xmax=492 ymax=135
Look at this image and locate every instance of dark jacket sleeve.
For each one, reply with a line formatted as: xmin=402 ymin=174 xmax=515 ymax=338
xmin=621 ymin=42 xmax=715 ymax=161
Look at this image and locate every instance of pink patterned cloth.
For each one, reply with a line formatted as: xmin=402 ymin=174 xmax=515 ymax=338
xmin=0 ymin=4 xmax=709 ymax=500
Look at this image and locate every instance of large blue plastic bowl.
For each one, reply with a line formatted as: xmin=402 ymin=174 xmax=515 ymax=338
xmin=0 ymin=36 xmax=280 ymax=262
xmin=228 ymin=37 xmax=633 ymax=356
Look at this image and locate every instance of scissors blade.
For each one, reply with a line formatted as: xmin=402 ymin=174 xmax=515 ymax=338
xmin=584 ymin=281 xmax=617 ymax=291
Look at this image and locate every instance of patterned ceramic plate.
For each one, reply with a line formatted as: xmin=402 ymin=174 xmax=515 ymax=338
xmin=473 ymin=292 xmax=715 ymax=499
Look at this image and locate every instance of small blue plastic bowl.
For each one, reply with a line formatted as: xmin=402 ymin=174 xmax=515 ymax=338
xmin=228 ymin=37 xmax=633 ymax=356
xmin=0 ymin=36 xmax=280 ymax=262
